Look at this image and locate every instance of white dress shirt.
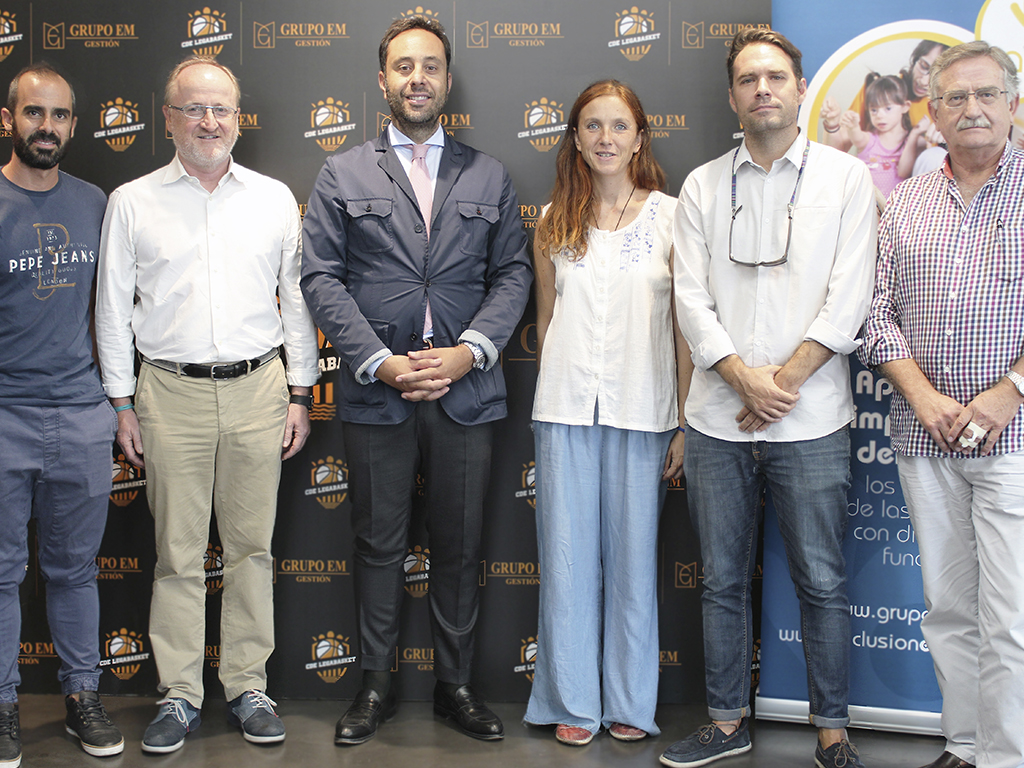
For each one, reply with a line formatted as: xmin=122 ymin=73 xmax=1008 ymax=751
xmin=387 ymin=122 xmax=444 ymax=188
xmin=533 ymin=190 xmax=679 ymax=432
xmin=674 ymin=133 xmax=877 ymax=443
xmin=96 ymin=155 xmax=319 ymax=398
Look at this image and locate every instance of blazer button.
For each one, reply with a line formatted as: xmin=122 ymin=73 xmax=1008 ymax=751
xmin=410 ymin=332 xmax=419 ymax=342
xmin=414 ymin=223 xmax=425 ymax=233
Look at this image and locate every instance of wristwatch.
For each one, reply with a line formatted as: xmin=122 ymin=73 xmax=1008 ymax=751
xmin=1005 ymin=370 xmax=1024 ymax=398
xmin=289 ymin=393 xmax=314 ymax=409
xmin=461 ymin=341 xmax=486 ymax=370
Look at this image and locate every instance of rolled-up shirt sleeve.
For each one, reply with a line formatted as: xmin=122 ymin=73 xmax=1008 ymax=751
xmin=858 ymin=190 xmax=913 ymax=368
xmin=804 ymin=158 xmax=878 ymax=355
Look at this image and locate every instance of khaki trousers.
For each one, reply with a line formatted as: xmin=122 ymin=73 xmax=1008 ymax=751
xmin=136 ymin=358 xmax=288 ymax=707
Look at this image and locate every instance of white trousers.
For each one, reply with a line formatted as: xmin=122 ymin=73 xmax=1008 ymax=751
xmin=897 ymin=453 xmax=1024 ymax=768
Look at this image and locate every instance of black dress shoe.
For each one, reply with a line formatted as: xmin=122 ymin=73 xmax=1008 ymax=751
xmin=917 ymin=751 xmax=975 ymax=768
xmin=433 ymin=682 xmax=504 ymax=740
xmin=334 ymin=688 xmax=397 ymax=745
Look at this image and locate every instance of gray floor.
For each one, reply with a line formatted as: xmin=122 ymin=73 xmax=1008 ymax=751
xmin=16 ymin=694 xmax=943 ymax=767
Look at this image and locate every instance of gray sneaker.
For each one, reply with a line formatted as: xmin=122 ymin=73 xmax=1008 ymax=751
xmin=227 ymin=690 xmax=285 ymax=744
xmin=0 ymin=702 xmax=20 ymax=768
xmin=660 ymin=718 xmax=752 ymax=768
xmin=141 ymin=698 xmax=201 ymax=754
xmin=815 ymin=738 xmax=865 ymax=768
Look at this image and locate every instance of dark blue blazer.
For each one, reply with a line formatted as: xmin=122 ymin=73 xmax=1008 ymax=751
xmin=301 ymin=131 xmax=532 ymax=426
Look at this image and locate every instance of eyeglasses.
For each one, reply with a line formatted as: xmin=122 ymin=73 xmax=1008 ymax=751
xmin=728 ymin=141 xmax=809 ymax=267
xmin=166 ymin=104 xmax=240 ymax=120
xmin=931 ymin=88 xmax=1007 ymax=109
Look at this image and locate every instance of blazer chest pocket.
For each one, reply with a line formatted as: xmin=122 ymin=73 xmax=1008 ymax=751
xmin=458 ymin=200 xmax=498 ymax=256
xmin=347 ymin=198 xmax=394 ymax=254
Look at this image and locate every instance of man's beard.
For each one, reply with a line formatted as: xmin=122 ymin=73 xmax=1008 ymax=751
xmin=385 ymin=80 xmax=447 ymax=129
xmin=12 ymin=129 xmax=68 ymax=170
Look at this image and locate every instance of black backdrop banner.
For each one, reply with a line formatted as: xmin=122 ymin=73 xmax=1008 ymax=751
xmin=10 ymin=0 xmax=770 ymax=703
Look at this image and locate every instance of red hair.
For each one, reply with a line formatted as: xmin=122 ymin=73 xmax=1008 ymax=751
xmin=536 ymin=80 xmax=665 ymax=261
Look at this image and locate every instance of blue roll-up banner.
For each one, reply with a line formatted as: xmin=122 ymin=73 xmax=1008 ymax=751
xmin=757 ymin=0 xmax=1023 ymax=733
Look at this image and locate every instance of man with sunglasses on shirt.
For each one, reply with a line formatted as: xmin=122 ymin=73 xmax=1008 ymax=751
xmin=95 ymin=57 xmax=318 ymax=754
xmin=664 ymin=28 xmax=876 ymax=768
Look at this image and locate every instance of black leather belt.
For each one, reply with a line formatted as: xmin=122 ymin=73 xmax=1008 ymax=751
xmin=144 ymin=349 xmax=280 ymax=380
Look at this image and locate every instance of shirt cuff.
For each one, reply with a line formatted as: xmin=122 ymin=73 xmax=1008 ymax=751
xmin=357 ymin=348 xmax=392 ymax=384
xmin=458 ymin=329 xmax=498 ymax=371
xmin=806 ymin=318 xmax=860 ymax=356
xmin=692 ymin=327 xmax=738 ymax=373
xmin=285 ymin=367 xmax=321 ymax=388
xmin=103 ymin=382 xmax=137 ymax=400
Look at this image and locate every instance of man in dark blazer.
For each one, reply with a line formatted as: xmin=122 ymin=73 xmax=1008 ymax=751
xmin=300 ymin=14 xmax=531 ymax=747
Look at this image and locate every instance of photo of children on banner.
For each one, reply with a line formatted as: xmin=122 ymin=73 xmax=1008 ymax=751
xmin=820 ymin=40 xmax=951 ymax=181
xmin=828 ymin=73 xmax=923 ymax=195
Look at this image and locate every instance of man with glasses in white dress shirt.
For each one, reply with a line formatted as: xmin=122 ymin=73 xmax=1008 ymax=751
xmin=95 ymin=56 xmax=318 ymax=753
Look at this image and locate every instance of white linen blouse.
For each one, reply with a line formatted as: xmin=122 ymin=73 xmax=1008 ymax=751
xmin=533 ymin=189 xmax=679 ymax=433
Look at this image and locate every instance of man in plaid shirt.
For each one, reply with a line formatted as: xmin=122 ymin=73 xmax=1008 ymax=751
xmin=860 ymin=41 xmax=1023 ymax=768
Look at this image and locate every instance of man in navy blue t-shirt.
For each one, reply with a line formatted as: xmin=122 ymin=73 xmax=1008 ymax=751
xmin=0 ymin=63 xmax=124 ymax=766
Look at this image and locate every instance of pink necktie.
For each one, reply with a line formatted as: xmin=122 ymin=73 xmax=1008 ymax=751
xmin=409 ymin=144 xmax=432 ymax=238
xmin=409 ymin=144 xmax=433 ymax=340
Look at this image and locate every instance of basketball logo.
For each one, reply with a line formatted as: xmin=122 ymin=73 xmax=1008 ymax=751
xmin=403 ymin=545 xmax=430 ymax=597
xmin=517 ymin=637 xmax=537 ymax=681
xmin=524 ymin=98 xmax=564 ymax=153
xmin=310 ymin=98 xmax=350 ymax=152
xmin=102 ymin=628 xmax=148 ymax=681
xmin=110 ymin=453 xmax=145 ymax=507
xmin=185 ymin=7 xmax=229 ymax=57
xmin=190 ymin=8 xmax=222 ymax=37
xmin=205 ymin=543 xmax=224 ymax=594
xmin=613 ymin=7 xmax=656 ymax=61
xmin=0 ymin=10 xmax=20 ymax=63
xmin=99 ymin=98 xmax=140 ymax=152
xmin=310 ymin=631 xmax=352 ymax=683
xmin=308 ymin=456 xmax=349 ymax=509
xmin=518 ymin=461 xmax=536 ymax=509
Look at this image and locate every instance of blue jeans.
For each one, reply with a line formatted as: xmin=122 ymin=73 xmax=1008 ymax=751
xmin=685 ymin=427 xmax=852 ymax=728
xmin=0 ymin=403 xmax=116 ymax=702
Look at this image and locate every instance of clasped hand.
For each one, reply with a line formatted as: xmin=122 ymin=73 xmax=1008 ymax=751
xmin=375 ymin=345 xmax=474 ymax=401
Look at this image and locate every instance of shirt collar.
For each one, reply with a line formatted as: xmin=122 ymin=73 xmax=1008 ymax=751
xmin=163 ymin=153 xmax=243 ymax=189
xmin=387 ymin=122 xmax=445 ymax=149
xmin=736 ymin=129 xmax=807 ymax=172
xmin=941 ymin=139 xmax=1013 ymax=181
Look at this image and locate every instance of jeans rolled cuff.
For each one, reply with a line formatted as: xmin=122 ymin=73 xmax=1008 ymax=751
xmin=809 ymin=713 xmax=851 ymax=729
xmin=708 ymin=705 xmax=749 ymax=721
xmin=62 ymin=673 xmax=101 ymax=696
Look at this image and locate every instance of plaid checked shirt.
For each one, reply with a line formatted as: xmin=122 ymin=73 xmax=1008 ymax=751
xmin=860 ymin=142 xmax=1024 ymax=457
